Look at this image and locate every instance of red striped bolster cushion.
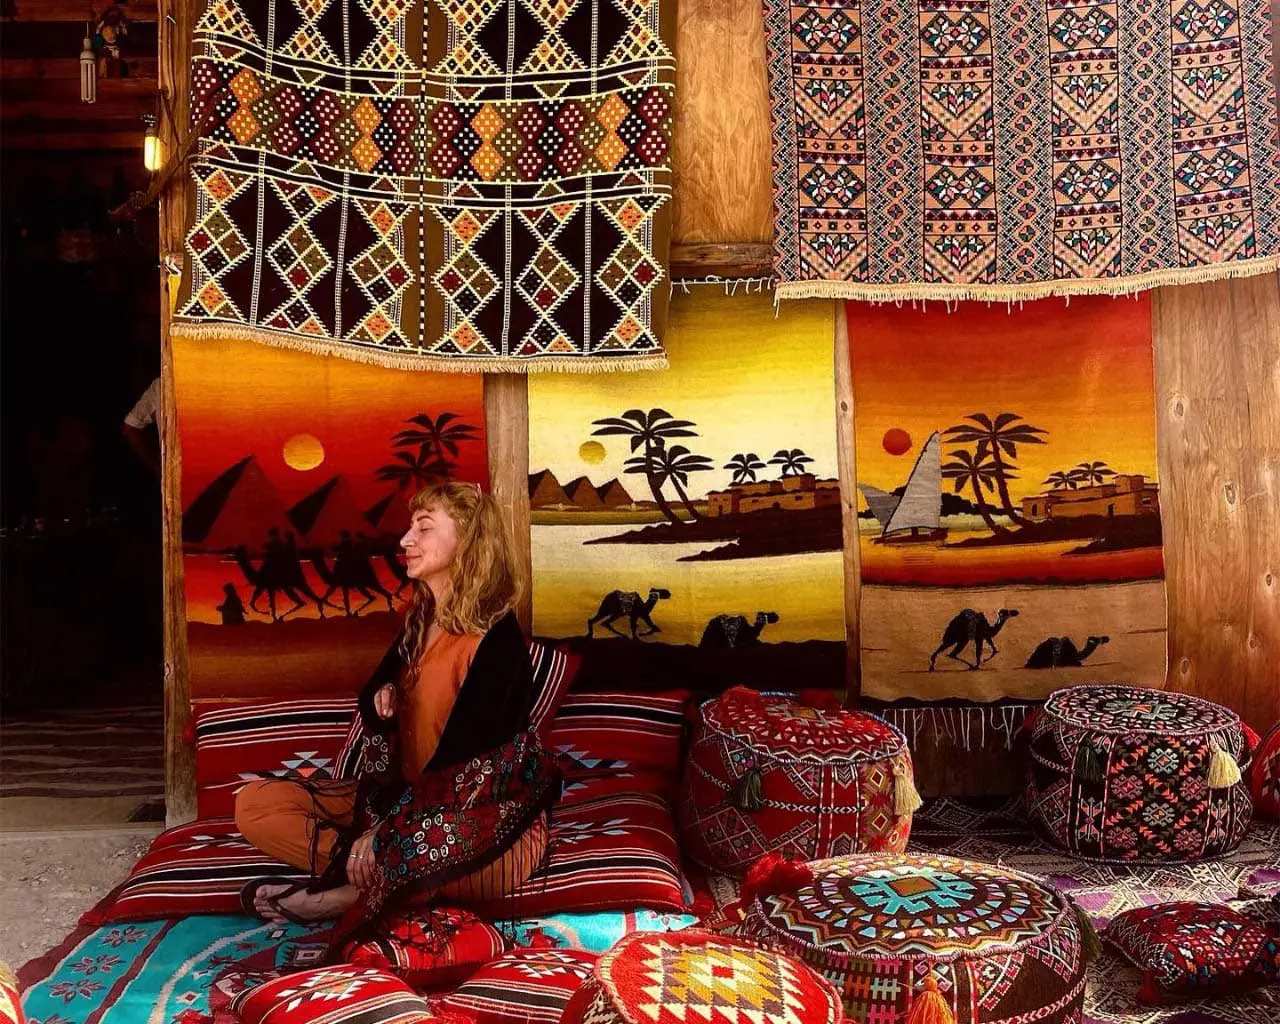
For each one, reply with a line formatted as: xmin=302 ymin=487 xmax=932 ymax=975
xmin=472 ymin=791 xmax=687 ymax=917
xmin=334 ymin=640 xmax=579 ymax=777
xmin=545 ymin=691 xmax=690 ymax=801
xmin=436 ymin=949 xmax=598 ymax=1024
xmin=194 ymin=697 xmax=357 ymax=820
xmin=80 ymin=818 xmax=306 ymax=926
xmin=230 ymin=966 xmax=440 ymax=1023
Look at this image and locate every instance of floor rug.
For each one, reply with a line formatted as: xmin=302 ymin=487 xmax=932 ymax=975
xmin=173 ymin=334 xmax=487 ymax=699
xmin=704 ymin=797 xmax=1280 ymax=1024
xmin=847 ymin=296 xmax=1166 ymax=703
xmin=527 ymin=287 xmax=847 ymax=691
xmin=764 ymin=0 xmax=1280 ymax=301
xmin=18 ymin=910 xmax=695 ymax=1023
xmin=174 ymin=0 xmax=674 ymax=372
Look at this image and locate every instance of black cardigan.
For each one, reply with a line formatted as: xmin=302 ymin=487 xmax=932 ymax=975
xmin=356 ymin=611 xmax=534 ymax=774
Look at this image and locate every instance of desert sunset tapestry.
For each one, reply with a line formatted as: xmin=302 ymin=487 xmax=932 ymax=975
xmin=528 ymin=288 xmax=846 ymax=688
xmin=174 ymin=335 xmax=488 ymax=698
xmin=848 ymin=296 xmax=1166 ymax=702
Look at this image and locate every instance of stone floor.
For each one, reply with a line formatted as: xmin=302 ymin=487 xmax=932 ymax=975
xmin=0 ymin=825 xmax=159 ymax=970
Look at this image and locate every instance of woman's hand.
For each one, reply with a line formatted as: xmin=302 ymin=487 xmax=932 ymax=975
xmin=374 ymin=683 xmax=397 ymax=720
xmin=347 ymin=828 xmax=378 ymax=890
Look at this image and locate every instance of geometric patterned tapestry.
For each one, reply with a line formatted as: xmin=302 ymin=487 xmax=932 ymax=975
xmin=765 ymin=0 xmax=1280 ymax=302
xmin=848 ymin=295 xmax=1166 ymax=703
xmin=173 ymin=0 xmax=674 ymax=372
xmin=172 ymin=333 xmax=487 ymax=699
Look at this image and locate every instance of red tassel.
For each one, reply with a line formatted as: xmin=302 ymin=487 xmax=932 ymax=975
xmin=740 ymin=852 xmax=813 ymax=906
xmin=797 ymin=688 xmax=844 ymax=712
xmin=906 ymin=976 xmax=955 ymax=1024
xmin=1242 ymin=723 xmax=1261 ymax=753
xmin=725 ymin=685 xmax=767 ymax=709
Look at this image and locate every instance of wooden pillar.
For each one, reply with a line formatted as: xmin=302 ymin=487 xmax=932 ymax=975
xmin=484 ymin=375 xmax=533 ymax=632
xmin=159 ymin=0 xmax=196 ymax=826
xmin=1153 ymin=273 xmax=1280 ymax=733
xmin=833 ymin=305 xmax=861 ymax=702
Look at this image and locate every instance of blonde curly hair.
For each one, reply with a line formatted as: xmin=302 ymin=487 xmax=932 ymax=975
xmin=398 ymin=480 xmax=520 ymax=670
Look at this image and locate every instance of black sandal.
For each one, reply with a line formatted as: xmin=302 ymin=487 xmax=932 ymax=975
xmin=239 ymin=876 xmax=315 ymax=925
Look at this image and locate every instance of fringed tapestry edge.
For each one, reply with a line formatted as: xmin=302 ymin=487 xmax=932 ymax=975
xmin=776 ymin=253 xmax=1280 ymax=305
xmin=169 ymin=322 xmax=669 ymax=374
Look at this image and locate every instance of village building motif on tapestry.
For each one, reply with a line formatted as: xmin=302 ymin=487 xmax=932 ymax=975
xmin=848 ymin=296 xmax=1166 ymax=704
xmin=172 ymin=334 xmax=488 ymax=699
xmin=173 ymin=0 xmax=674 ymax=371
xmin=763 ymin=0 xmax=1280 ymax=300
xmin=527 ymin=288 xmax=846 ymax=690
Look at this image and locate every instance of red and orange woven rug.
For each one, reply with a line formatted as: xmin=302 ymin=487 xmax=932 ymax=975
xmin=173 ymin=335 xmax=487 ymax=699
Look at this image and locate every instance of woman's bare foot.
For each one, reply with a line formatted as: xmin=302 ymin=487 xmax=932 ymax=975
xmin=253 ymin=883 xmax=360 ymax=924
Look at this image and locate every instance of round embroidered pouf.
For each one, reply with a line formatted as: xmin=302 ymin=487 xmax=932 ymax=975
xmin=1250 ymin=722 xmax=1280 ymax=821
xmin=737 ymin=853 xmax=1092 ymax=1024
xmin=678 ymin=687 xmax=920 ymax=875
xmin=560 ymin=930 xmax=843 ymax=1024
xmin=1027 ymin=684 xmax=1253 ymax=862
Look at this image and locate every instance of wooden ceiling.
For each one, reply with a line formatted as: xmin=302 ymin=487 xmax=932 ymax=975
xmin=1 ymin=0 xmax=160 ymax=151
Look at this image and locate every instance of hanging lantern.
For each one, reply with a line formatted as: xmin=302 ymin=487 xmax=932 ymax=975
xmin=80 ymin=23 xmax=97 ymax=104
xmin=143 ymin=115 xmax=164 ymax=172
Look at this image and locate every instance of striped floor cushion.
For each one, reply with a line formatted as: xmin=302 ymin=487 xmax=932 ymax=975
xmin=435 ymin=949 xmax=598 ymax=1023
xmin=194 ymin=697 xmax=358 ymax=820
xmin=474 ymin=791 xmax=687 ymax=918
xmin=80 ymin=818 xmax=305 ymax=926
xmin=230 ymin=966 xmax=441 ymax=1023
xmin=547 ymin=691 xmax=690 ymax=803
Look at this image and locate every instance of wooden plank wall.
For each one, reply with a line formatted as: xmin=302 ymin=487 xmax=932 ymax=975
xmin=159 ymin=0 xmax=1280 ymax=818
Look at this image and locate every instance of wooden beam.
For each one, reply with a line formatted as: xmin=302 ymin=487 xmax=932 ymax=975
xmin=1 ymin=57 xmax=158 ymax=79
xmin=2 ymin=129 xmax=140 ymax=148
xmin=1 ymin=0 xmax=159 ymax=21
xmin=1153 ymin=272 xmax=1280 ymax=735
xmin=2 ymin=94 xmax=154 ymax=118
xmin=483 ymin=375 xmax=534 ymax=633
xmin=158 ymin=0 xmax=194 ymax=829
xmin=670 ymin=241 xmax=772 ymax=280
xmin=833 ymin=304 xmax=861 ymax=704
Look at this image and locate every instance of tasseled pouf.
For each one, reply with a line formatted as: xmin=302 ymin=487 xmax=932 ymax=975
xmin=1026 ymin=684 xmax=1253 ymax=863
xmin=678 ymin=687 xmax=920 ymax=875
xmin=736 ymin=853 xmax=1094 ymax=1024
xmin=559 ymin=930 xmax=843 ymax=1024
xmin=1249 ymin=721 xmax=1280 ymax=821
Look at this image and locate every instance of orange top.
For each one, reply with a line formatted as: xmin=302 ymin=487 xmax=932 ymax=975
xmin=399 ymin=630 xmax=484 ymax=778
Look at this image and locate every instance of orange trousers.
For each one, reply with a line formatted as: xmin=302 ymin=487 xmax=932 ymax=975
xmin=234 ymin=778 xmax=547 ymax=900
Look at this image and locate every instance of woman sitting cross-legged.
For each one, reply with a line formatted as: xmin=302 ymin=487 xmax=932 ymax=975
xmin=234 ymin=481 xmax=560 ymax=929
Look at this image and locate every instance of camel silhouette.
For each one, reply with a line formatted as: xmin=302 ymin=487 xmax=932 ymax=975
xmin=699 ymin=611 xmax=779 ymax=649
xmin=928 ymin=608 xmax=1020 ymax=671
xmin=587 ymin=588 xmax=671 ymax=639
xmin=232 ymin=545 xmax=333 ymax=621
xmin=307 ymin=531 xmax=396 ymax=617
xmin=382 ymin=551 xmax=412 ymax=597
xmin=1025 ymin=635 xmax=1109 ymax=669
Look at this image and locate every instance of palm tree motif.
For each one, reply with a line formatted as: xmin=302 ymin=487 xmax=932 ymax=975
xmin=769 ymin=448 xmax=815 ymax=478
xmin=376 ymin=446 xmax=451 ymax=491
xmin=393 ymin=413 xmax=480 ymax=464
xmin=1044 ymin=470 xmax=1084 ymax=491
xmin=1074 ymin=461 xmax=1116 ymax=485
xmin=944 ymin=413 xmax=1047 ymax=525
xmin=724 ymin=453 xmax=766 ymax=485
xmin=626 ymin=444 xmax=714 ymax=521
xmin=377 ymin=411 xmax=478 ymax=491
xmin=941 ymin=448 xmax=1007 ymax=533
xmin=591 ymin=409 xmax=699 ymax=525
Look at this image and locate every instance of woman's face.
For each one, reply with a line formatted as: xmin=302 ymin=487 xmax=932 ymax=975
xmin=400 ymin=504 xmax=460 ymax=581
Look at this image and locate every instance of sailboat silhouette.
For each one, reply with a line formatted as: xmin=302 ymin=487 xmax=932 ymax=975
xmin=858 ymin=432 xmax=948 ymax=544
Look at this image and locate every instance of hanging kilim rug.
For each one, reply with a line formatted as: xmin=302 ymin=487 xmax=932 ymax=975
xmin=847 ymin=295 xmax=1166 ymax=703
xmin=172 ymin=333 xmax=487 ymax=699
xmin=173 ymin=0 xmax=675 ymax=372
xmin=527 ymin=286 xmax=847 ymax=691
xmin=765 ymin=0 xmax=1280 ymax=301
